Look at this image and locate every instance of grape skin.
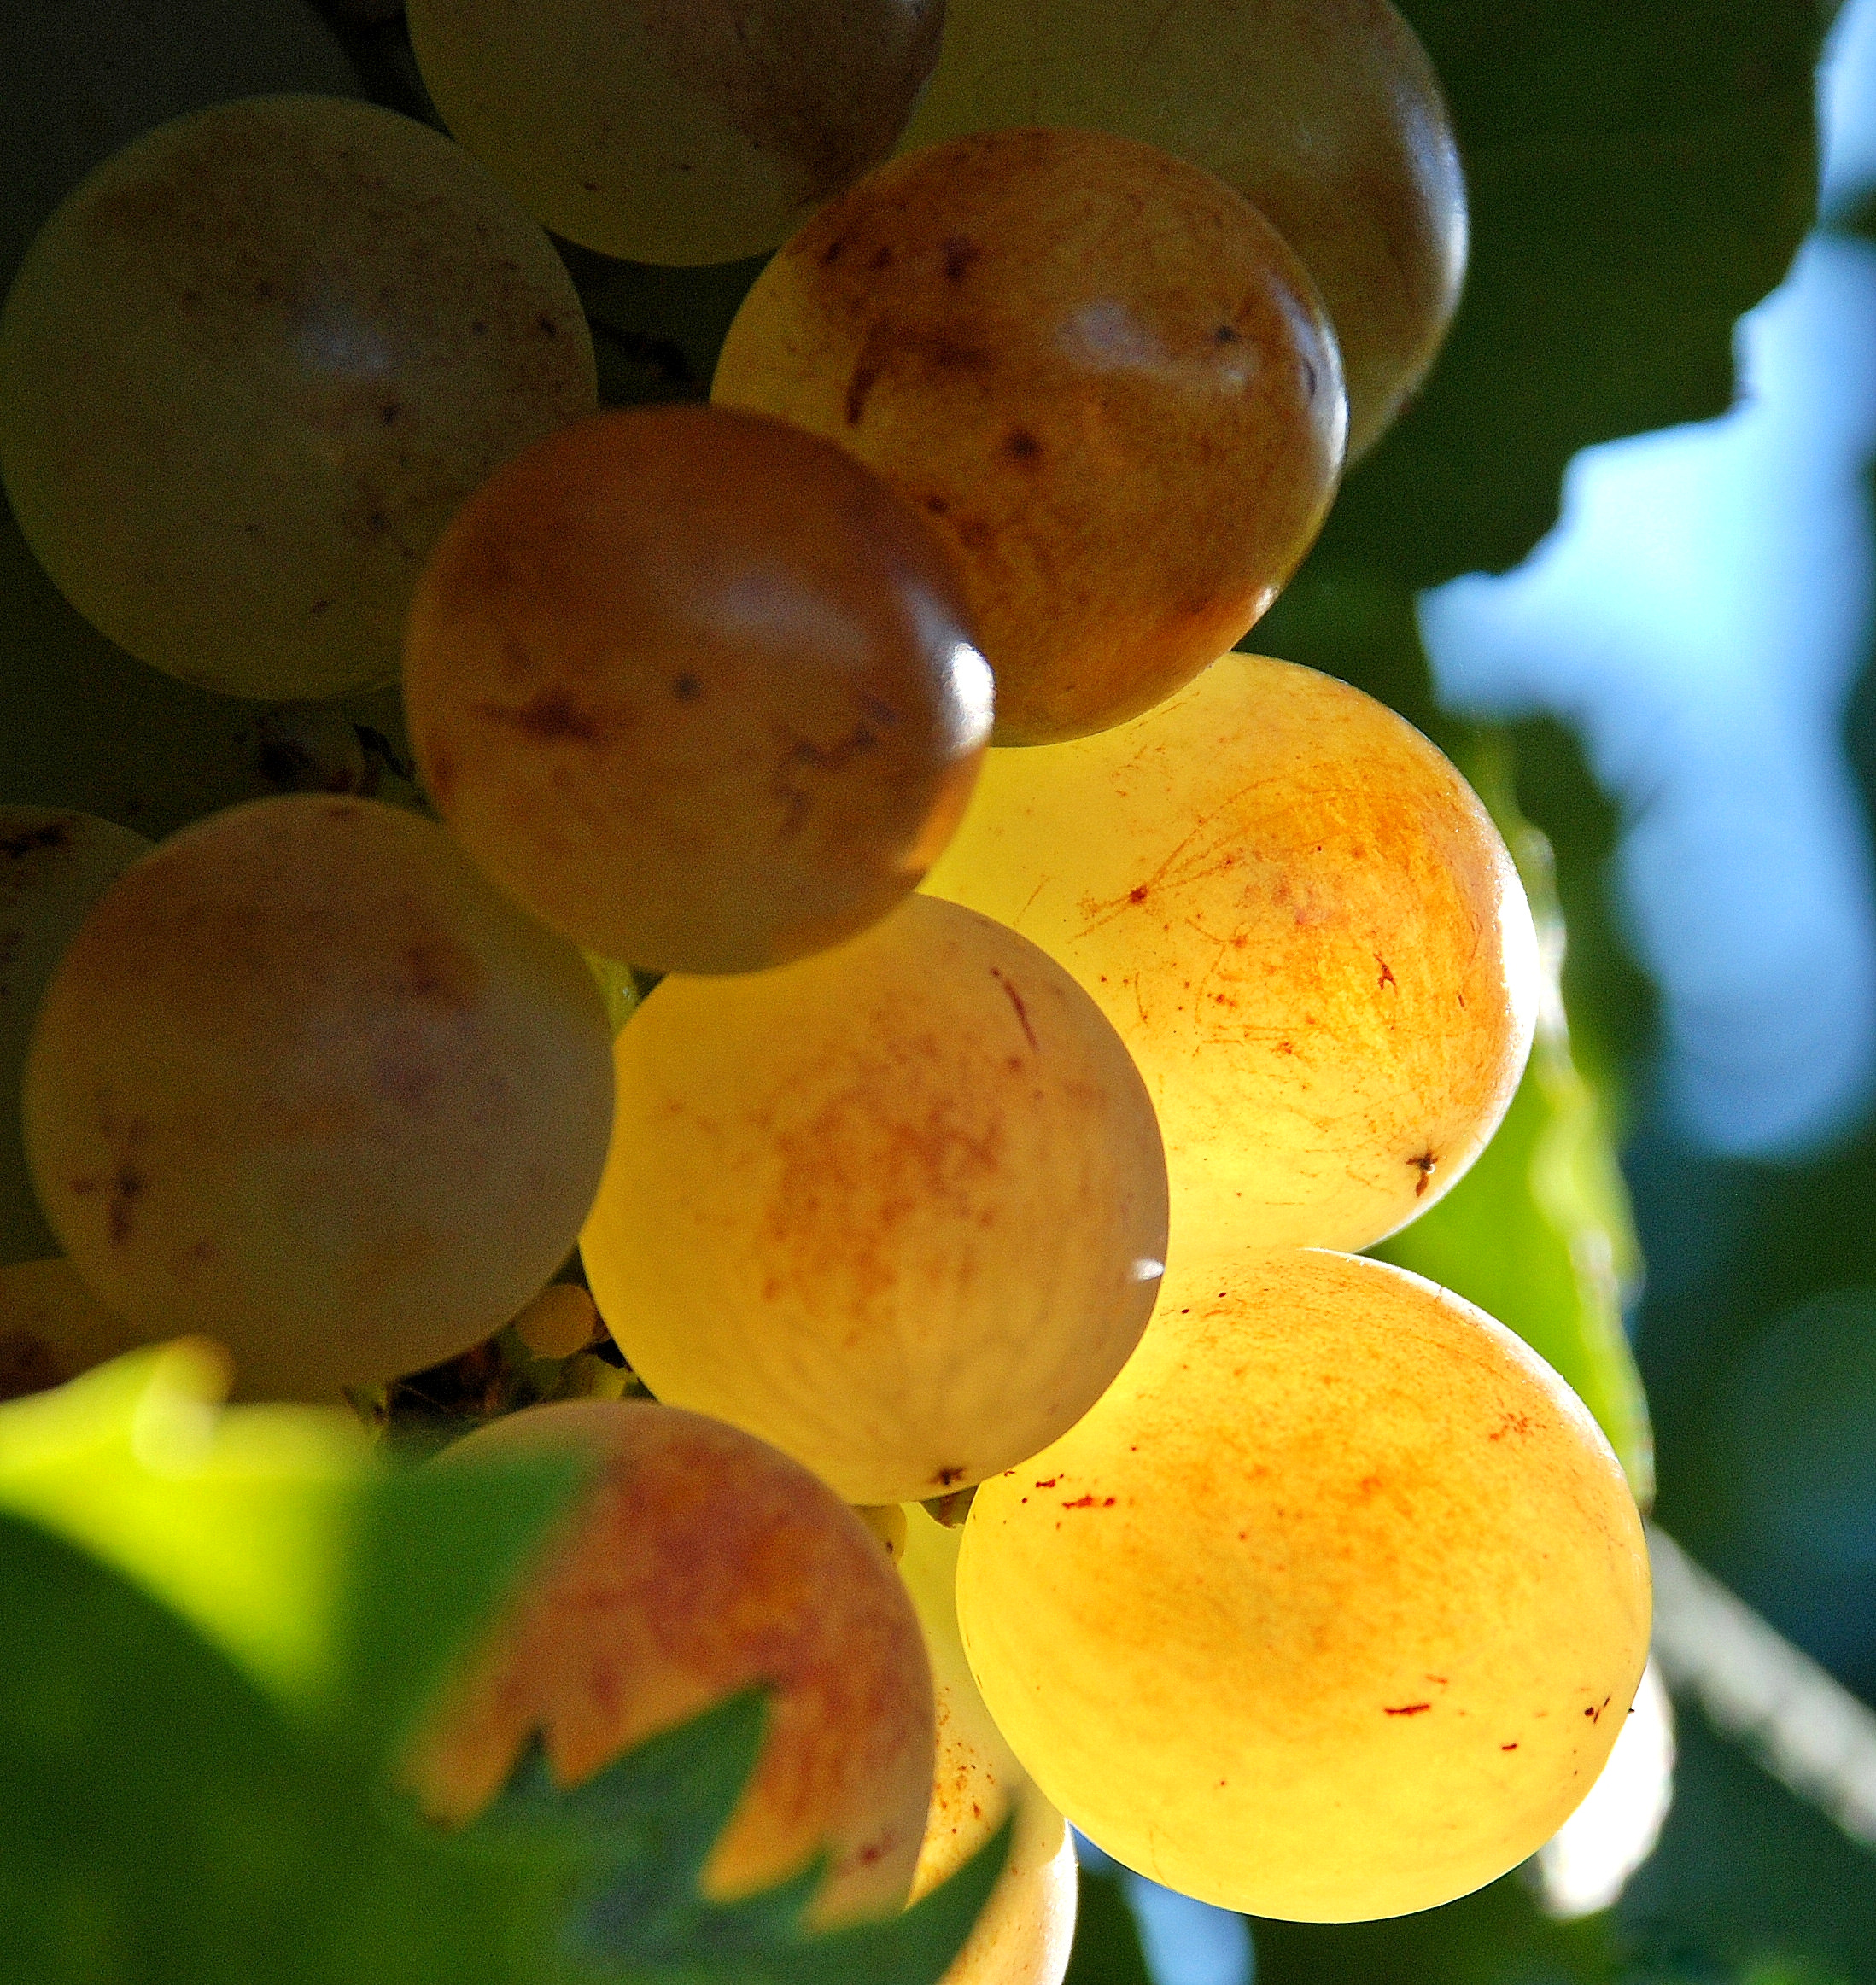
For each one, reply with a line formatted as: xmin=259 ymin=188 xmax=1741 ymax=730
xmin=922 ymin=651 xmax=1540 ymax=1256
xmin=712 ymin=128 xmax=1345 ymax=745
xmin=579 ymin=894 xmax=1169 ymax=1506
xmin=1 ymin=807 xmax=151 ymax=1265
xmin=0 ymin=1257 xmax=143 ymax=1403
xmin=23 ymin=794 xmax=614 ymax=1402
xmin=400 ymin=1399 xmax=937 ymax=1928
xmin=405 ymin=405 xmax=993 ymax=978
xmin=0 ymin=96 xmax=595 ymax=701
xmin=406 ymin=0 xmax=944 ymax=266
xmin=956 ymin=1248 xmax=1652 ymax=1922
xmin=897 ymin=0 xmax=1465 ymax=462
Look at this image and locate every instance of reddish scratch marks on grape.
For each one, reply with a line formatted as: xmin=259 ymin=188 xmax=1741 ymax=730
xmin=1384 ymin=1703 xmax=1432 ymax=1717
xmin=1034 ymin=1478 xmax=1057 ymax=1488
xmin=989 ymin=968 xmax=1038 ymax=1053
xmin=1489 ymin=1412 xmax=1534 ymax=1443
xmin=1501 ymin=1743 xmax=1518 ymax=1751
xmin=1376 ymin=954 xmax=1396 ymax=990
xmin=1410 ymin=1150 xmax=1437 ymax=1196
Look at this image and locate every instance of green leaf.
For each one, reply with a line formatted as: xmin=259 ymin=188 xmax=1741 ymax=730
xmin=1062 ymin=1867 xmax=1156 ymax=1985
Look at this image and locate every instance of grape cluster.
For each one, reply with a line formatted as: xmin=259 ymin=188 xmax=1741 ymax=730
xmin=0 ymin=0 xmax=1650 ymax=1961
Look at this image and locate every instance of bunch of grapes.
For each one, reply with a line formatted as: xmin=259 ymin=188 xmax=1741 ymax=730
xmin=0 ymin=0 xmax=1650 ymax=1966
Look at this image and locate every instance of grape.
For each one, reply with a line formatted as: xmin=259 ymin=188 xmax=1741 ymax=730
xmin=0 ymin=96 xmax=595 ymax=703
xmin=2 ymin=807 xmax=151 ymax=1264
xmin=921 ymin=652 xmax=1540 ymax=1256
xmin=711 ymin=129 xmax=1345 ymax=746
xmin=955 ymin=1247 xmax=1652 ymax=1922
xmin=400 ymin=1399 xmax=936 ymax=1928
xmin=579 ymin=894 xmax=1169 ymax=1505
xmin=897 ymin=0 xmax=1464 ymax=462
xmin=507 ymin=1281 xmax=599 ymax=1362
xmin=403 ymin=405 xmax=993 ymax=976
xmin=0 ymin=1257 xmax=143 ymax=1402
xmin=405 ymin=0 xmax=944 ymax=266
xmin=1 ymin=0 xmax=359 ymax=293
xmin=22 ymin=794 xmax=614 ymax=1403
xmin=899 ymin=1507 xmax=1078 ymax=1985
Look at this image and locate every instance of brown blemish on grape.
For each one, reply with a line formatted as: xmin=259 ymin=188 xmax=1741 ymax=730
xmin=1502 ymin=1743 xmax=1519 ymax=1751
xmin=988 ymin=967 xmax=1039 ymax=1054
xmin=0 ymin=820 xmax=74 ymax=861
xmin=399 ymin=937 xmax=482 ymax=1009
xmin=1376 ymin=955 xmax=1397 ymax=989
xmin=941 ymin=236 xmax=981 ymax=283
xmin=473 ymin=687 xmax=605 ymax=746
xmin=0 ymin=1331 xmax=69 ymax=1401
xmin=1489 ymin=1412 xmax=1534 ymax=1443
xmin=1383 ymin=1703 xmax=1431 ymax=1717
xmin=1410 ymin=1151 xmax=1438 ymax=1196
xmin=1004 ymin=429 xmax=1042 ymax=464
xmin=845 ymin=365 xmax=878 ymax=425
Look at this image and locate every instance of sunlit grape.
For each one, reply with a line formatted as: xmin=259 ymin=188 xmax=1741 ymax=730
xmin=922 ymin=652 xmax=1540 ymax=1256
xmin=956 ymin=1247 xmax=1651 ymax=1922
xmin=898 ymin=0 xmax=1464 ymax=461
xmin=712 ymin=129 xmax=1344 ymax=745
xmin=0 ymin=96 xmax=595 ymax=702
xmin=401 ymin=1399 xmax=936 ymax=1927
xmin=580 ymin=895 xmax=1168 ymax=1505
xmin=405 ymin=406 xmax=991 ymax=976
xmin=0 ymin=1257 xmax=143 ymax=1402
xmin=23 ymin=795 xmax=614 ymax=1402
xmin=406 ymin=0 xmax=944 ymax=266
xmin=1 ymin=807 xmax=151 ymax=1264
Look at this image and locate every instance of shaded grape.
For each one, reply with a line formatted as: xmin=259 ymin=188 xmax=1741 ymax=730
xmin=0 ymin=95 xmax=595 ymax=701
xmin=898 ymin=0 xmax=1464 ymax=461
xmin=0 ymin=807 xmax=151 ymax=1265
xmin=23 ymin=794 xmax=614 ymax=1402
xmin=712 ymin=129 xmax=1344 ymax=744
xmin=580 ymin=894 xmax=1168 ymax=1505
xmin=404 ymin=406 xmax=992 ymax=976
xmin=922 ymin=652 xmax=1540 ymax=1255
xmin=400 ymin=1399 xmax=936 ymax=1927
xmin=406 ymin=0 xmax=944 ymax=265
xmin=956 ymin=1247 xmax=1652 ymax=1921
xmin=0 ymin=1257 xmax=143 ymax=1402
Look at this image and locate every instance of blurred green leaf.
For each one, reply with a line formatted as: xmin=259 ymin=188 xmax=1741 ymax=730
xmin=1063 ymin=1866 xmax=1156 ymax=1985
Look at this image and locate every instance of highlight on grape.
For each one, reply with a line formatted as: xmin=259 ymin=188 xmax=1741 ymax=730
xmin=0 ymin=0 xmax=1653 ymax=1970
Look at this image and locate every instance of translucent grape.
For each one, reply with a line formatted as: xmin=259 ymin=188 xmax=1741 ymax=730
xmin=400 ymin=1399 xmax=936 ymax=1927
xmin=404 ymin=406 xmax=992 ymax=976
xmin=712 ymin=129 xmax=1344 ymax=745
xmin=580 ymin=894 xmax=1168 ymax=1505
xmin=922 ymin=652 xmax=1540 ymax=1256
xmin=0 ymin=96 xmax=595 ymax=701
xmin=956 ymin=1247 xmax=1652 ymax=1922
xmin=2 ymin=808 xmax=151 ymax=1264
xmin=23 ymin=794 xmax=614 ymax=1402
xmin=0 ymin=1257 xmax=142 ymax=1402
xmin=405 ymin=0 xmax=944 ymax=266
xmin=898 ymin=0 xmax=1465 ymax=461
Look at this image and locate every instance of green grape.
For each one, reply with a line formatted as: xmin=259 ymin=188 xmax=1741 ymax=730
xmin=713 ymin=129 xmax=1344 ymax=745
xmin=0 ymin=96 xmax=595 ymax=702
xmin=400 ymin=1399 xmax=937 ymax=1928
xmin=405 ymin=0 xmax=944 ymax=266
xmin=403 ymin=406 xmax=992 ymax=976
xmin=921 ymin=652 xmax=1540 ymax=1257
xmin=1 ymin=0 xmax=359 ymax=292
xmin=897 ymin=0 xmax=1464 ymax=462
xmin=579 ymin=894 xmax=1169 ymax=1505
xmin=1 ymin=808 xmax=152 ymax=1265
xmin=956 ymin=1246 xmax=1652 ymax=1922
xmin=22 ymin=794 xmax=615 ymax=1403
xmin=0 ymin=1257 xmax=143 ymax=1402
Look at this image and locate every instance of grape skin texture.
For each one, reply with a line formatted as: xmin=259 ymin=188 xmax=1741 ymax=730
xmin=0 ymin=96 xmax=595 ymax=701
xmin=0 ymin=808 xmax=151 ymax=1265
xmin=580 ymin=895 xmax=1169 ymax=1506
xmin=898 ymin=0 xmax=1464 ymax=462
xmin=406 ymin=0 xmax=944 ymax=265
xmin=400 ymin=1400 xmax=936 ymax=1929
xmin=956 ymin=1248 xmax=1652 ymax=1922
xmin=0 ymin=1257 xmax=143 ymax=1403
xmin=712 ymin=129 xmax=1345 ymax=746
xmin=922 ymin=652 xmax=1540 ymax=1255
xmin=404 ymin=406 xmax=991 ymax=977
xmin=899 ymin=1508 xmax=1078 ymax=1985
xmin=23 ymin=795 xmax=615 ymax=1402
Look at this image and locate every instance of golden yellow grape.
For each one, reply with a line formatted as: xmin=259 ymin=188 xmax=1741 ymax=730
xmin=898 ymin=1506 xmax=1078 ymax=1985
xmin=712 ymin=129 xmax=1344 ymax=745
xmin=899 ymin=0 xmax=1464 ymax=461
xmin=580 ymin=894 xmax=1168 ymax=1505
xmin=23 ymin=795 xmax=614 ymax=1402
xmin=406 ymin=0 xmax=944 ymax=265
xmin=0 ymin=1257 xmax=143 ymax=1402
xmin=400 ymin=1400 xmax=936 ymax=1928
xmin=956 ymin=1247 xmax=1652 ymax=1922
xmin=404 ymin=406 xmax=992 ymax=976
xmin=922 ymin=652 xmax=1540 ymax=1256
xmin=0 ymin=96 xmax=594 ymax=699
